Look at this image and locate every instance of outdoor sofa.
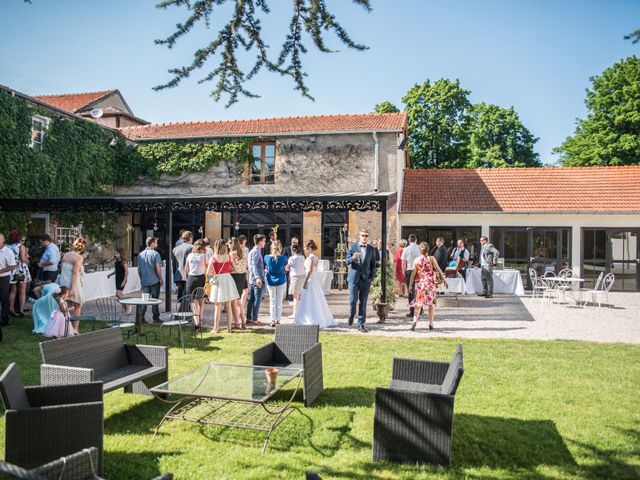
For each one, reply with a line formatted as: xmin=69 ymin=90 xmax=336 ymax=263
xmin=252 ymin=324 xmax=324 ymax=407
xmin=0 ymin=363 xmax=104 ymax=475
xmin=39 ymin=328 xmax=168 ymax=396
xmin=372 ymin=343 xmax=464 ymax=466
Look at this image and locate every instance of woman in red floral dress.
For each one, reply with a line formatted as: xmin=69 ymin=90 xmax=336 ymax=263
xmin=409 ymin=242 xmax=447 ymax=331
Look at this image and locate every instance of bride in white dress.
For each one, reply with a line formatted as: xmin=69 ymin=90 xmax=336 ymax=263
xmin=294 ymin=239 xmax=337 ymax=329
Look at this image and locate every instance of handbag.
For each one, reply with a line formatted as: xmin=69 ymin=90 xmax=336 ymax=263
xmin=206 ymin=256 xmax=229 ymax=294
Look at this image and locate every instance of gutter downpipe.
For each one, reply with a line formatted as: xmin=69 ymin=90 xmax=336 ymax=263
xmin=373 ymin=131 xmax=379 ymax=192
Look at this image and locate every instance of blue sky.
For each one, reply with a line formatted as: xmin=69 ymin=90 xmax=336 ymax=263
xmin=1 ymin=0 xmax=638 ymax=164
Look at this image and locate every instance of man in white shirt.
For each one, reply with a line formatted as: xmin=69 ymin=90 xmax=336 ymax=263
xmin=37 ymin=235 xmax=60 ymax=282
xmin=0 ymin=233 xmax=17 ymax=329
xmin=401 ymin=234 xmax=420 ymax=318
xmin=450 ymin=239 xmax=470 ymax=279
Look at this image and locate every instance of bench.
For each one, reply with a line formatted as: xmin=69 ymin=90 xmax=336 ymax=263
xmin=372 ymin=343 xmax=464 ymax=467
xmin=39 ymin=328 xmax=168 ymax=396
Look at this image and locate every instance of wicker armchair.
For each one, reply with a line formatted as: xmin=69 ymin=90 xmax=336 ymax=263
xmin=0 ymin=363 xmax=104 ymax=475
xmin=252 ymin=325 xmax=323 ymax=407
xmin=0 ymin=447 xmax=174 ymax=480
xmin=372 ymin=344 xmax=464 ymax=467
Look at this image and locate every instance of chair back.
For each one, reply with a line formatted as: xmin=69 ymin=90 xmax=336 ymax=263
xmin=593 ymin=271 xmax=605 ymax=290
xmin=558 ymin=268 xmax=576 ymax=278
xmin=175 ymin=294 xmax=193 ymax=314
xmin=0 ymin=363 xmax=30 ymax=410
xmin=40 ymin=328 xmax=129 ymax=379
xmin=442 ymin=344 xmax=464 ymax=395
xmin=274 ymin=325 xmax=319 ymax=364
xmin=528 ymin=268 xmax=537 ymax=283
xmin=543 ymin=271 xmax=556 ymax=278
xmin=601 ymin=273 xmax=615 ymax=292
xmin=96 ymin=297 xmax=121 ymax=325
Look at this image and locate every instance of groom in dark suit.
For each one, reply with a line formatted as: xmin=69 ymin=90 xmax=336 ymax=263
xmin=345 ymin=230 xmax=377 ymax=332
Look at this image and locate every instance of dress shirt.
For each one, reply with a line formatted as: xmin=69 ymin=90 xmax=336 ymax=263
xmin=452 ymin=248 xmax=469 ymax=262
xmin=0 ymin=246 xmax=16 ymax=277
xmin=359 ymin=244 xmax=368 ymax=262
xmin=40 ymin=243 xmax=60 ymax=272
xmin=480 ymin=245 xmax=488 ymax=267
xmin=401 ymin=242 xmax=420 ymax=271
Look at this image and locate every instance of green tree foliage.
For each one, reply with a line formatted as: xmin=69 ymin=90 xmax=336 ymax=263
xmin=154 ymin=0 xmax=371 ymax=107
xmin=372 ymin=101 xmax=400 ymax=114
xmin=554 ymin=56 xmax=640 ymax=166
xmin=137 ymin=140 xmax=252 ymax=178
xmin=624 ymin=28 xmax=640 ymax=44
xmin=402 ymin=79 xmax=472 ymax=168
xmin=468 ymin=103 xmax=541 ymax=168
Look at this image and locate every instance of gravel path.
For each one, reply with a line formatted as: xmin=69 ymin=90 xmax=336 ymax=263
xmin=79 ymin=290 xmax=640 ymax=345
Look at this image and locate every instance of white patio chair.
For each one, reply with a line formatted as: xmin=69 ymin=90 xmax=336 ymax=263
xmin=541 ymin=278 xmax=559 ymax=305
xmin=528 ymin=268 xmax=548 ymax=299
xmin=582 ymin=273 xmax=615 ymax=308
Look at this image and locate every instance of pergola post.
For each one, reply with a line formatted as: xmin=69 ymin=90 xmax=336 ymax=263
xmin=381 ymin=199 xmax=387 ymax=303
xmin=165 ymin=207 xmax=173 ymax=312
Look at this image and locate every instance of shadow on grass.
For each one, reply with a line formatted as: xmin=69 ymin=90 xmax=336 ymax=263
xmin=104 ymin=449 xmax=179 ymax=479
xmin=104 ymin=398 xmax=166 ymax=435
xmin=315 ymin=386 xmax=375 ymax=408
xmin=453 ymin=413 xmax=575 ymax=468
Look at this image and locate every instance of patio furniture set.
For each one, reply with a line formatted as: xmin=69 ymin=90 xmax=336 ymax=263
xmin=1 ymin=323 xmax=465 ymax=473
xmin=528 ymin=268 xmax=616 ymax=308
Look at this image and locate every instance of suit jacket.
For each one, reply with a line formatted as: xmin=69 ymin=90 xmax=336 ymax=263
xmin=480 ymin=243 xmax=499 ymax=270
xmin=434 ymin=244 xmax=449 ymax=273
xmin=283 ymin=246 xmax=293 ymax=259
xmin=345 ymin=243 xmax=376 ymax=285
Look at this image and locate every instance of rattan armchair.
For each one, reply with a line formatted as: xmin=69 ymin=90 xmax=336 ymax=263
xmin=0 ymin=363 xmax=104 ymax=475
xmin=252 ymin=324 xmax=323 ymax=407
xmin=372 ymin=344 xmax=464 ymax=467
xmin=0 ymin=447 xmax=174 ymax=480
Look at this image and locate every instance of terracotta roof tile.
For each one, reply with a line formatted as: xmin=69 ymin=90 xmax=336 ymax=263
xmin=118 ymin=112 xmax=407 ymax=140
xmin=401 ymin=166 xmax=640 ymax=213
xmin=34 ymin=90 xmax=114 ymax=113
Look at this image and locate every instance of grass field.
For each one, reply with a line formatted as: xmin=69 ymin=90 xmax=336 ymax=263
xmin=1 ymin=317 xmax=639 ymax=479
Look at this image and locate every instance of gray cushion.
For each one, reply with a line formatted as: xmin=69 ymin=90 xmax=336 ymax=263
xmin=0 ymin=363 xmax=30 ymax=410
xmin=390 ymin=379 xmax=442 ymax=394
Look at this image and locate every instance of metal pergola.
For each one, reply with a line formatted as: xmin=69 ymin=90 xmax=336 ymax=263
xmin=1 ymin=192 xmax=394 ymax=311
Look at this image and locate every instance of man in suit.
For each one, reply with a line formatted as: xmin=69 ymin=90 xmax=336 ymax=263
xmin=434 ymin=237 xmax=449 ymax=273
xmin=345 ymin=230 xmax=377 ymax=332
xmin=479 ymin=235 xmax=499 ymax=298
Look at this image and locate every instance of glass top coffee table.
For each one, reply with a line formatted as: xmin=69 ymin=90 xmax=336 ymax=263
xmin=150 ymin=363 xmax=304 ymax=453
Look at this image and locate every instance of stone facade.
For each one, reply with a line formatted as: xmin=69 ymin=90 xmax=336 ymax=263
xmin=116 ymin=132 xmax=404 ymax=196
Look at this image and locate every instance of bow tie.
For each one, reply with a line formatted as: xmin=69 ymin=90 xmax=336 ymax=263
xmin=359 ymin=244 xmax=367 ymax=247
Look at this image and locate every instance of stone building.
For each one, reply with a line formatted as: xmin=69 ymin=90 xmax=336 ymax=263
xmin=117 ymin=113 xmax=408 ymax=259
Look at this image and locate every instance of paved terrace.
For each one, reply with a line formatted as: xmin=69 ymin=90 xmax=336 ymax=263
xmin=79 ymin=290 xmax=640 ymax=345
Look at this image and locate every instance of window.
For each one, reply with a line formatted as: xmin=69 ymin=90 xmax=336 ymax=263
xmin=322 ymin=211 xmax=348 ymax=260
xmin=30 ymin=116 xmax=49 ymax=152
xmin=250 ymin=143 xmax=275 ymax=183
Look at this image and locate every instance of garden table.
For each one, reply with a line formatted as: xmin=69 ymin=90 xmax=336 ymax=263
xmin=150 ymin=363 xmax=304 ymax=453
xmin=118 ymin=297 xmax=161 ymax=342
xmin=542 ymin=277 xmax=585 ymax=304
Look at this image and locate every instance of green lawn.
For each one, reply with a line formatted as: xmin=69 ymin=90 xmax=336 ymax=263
xmin=1 ymin=318 xmax=639 ymax=479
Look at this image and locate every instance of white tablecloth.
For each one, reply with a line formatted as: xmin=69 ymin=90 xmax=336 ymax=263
xmin=83 ymin=267 xmax=174 ymax=301
xmin=317 ymin=271 xmax=333 ymax=294
xmin=465 ymin=269 xmax=525 ymax=296
xmin=437 ymin=277 xmax=466 ymax=295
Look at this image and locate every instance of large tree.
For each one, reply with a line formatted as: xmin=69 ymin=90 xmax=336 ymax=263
xmin=154 ymin=0 xmax=371 ymax=106
xmin=402 ymin=79 xmax=472 ymax=169
xmin=468 ymin=102 xmax=540 ymax=168
xmin=554 ymin=56 xmax=640 ymax=166
xmin=372 ymin=101 xmax=400 ymax=114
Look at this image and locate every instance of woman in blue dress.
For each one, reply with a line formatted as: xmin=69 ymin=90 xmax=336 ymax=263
xmin=32 ymin=282 xmax=59 ymax=334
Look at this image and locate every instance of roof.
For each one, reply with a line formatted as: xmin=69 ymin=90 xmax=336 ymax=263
xmin=34 ymin=90 xmax=114 ymax=113
xmin=118 ymin=112 xmax=408 ymax=140
xmin=401 ymin=166 xmax=640 ymax=213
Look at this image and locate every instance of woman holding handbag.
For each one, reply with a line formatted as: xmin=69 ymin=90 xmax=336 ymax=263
xmin=408 ymin=242 xmax=448 ymax=332
xmin=207 ymin=239 xmax=239 ymax=333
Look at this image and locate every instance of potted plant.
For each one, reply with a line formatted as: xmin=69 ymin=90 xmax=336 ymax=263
xmin=370 ymin=257 xmax=397 ymax=323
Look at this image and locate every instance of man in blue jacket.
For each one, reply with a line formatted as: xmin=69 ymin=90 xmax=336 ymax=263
xmin=345 ymin=230 xmax=377 ymax=332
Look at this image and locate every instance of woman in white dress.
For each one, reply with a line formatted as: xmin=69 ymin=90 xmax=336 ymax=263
xmin=294 ymin=240 xmax=337 ymax=329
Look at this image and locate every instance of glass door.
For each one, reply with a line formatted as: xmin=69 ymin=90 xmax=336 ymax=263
xmin=608 ymin=230 xmax=639 ymax=291
xmin=530 ymin=229 xmax=561 ymax=277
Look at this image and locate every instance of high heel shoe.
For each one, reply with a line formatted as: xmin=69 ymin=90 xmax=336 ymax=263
xmin=410 ymin=321 xmax=416 ymax=331
xmin=428 ymin=323 xmax=434 ymax=330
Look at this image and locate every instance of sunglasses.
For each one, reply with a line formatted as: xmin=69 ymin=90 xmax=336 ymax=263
xmin=360 ymin=234 xmax=369 ymax=237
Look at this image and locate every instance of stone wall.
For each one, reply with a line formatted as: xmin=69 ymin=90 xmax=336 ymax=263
xmin=115 ymin=132 xmax=401 ymax=196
